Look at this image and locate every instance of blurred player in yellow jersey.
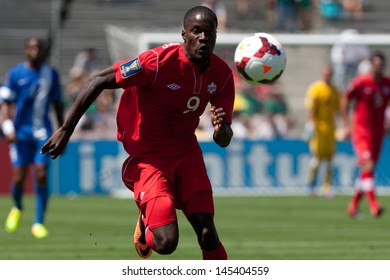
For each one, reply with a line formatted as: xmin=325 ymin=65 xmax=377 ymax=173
xmin=304 ymin=65 xmax=341 ymax=198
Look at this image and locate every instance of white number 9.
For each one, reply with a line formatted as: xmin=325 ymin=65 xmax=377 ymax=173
xmin=183 ymin=96 xmax=200 ymax=114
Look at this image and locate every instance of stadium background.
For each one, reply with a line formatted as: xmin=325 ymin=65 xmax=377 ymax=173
xmin=1 ymin=0 xmax=390 ymax=261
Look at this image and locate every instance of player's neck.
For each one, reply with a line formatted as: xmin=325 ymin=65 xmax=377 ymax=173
xmin=27 ymin=60 xmax=43 ymax=70
xmin=373 ymin=73 xmax=383 ymax=81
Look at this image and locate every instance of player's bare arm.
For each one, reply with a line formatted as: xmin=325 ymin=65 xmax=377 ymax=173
xmin=0 ymin=102 xmax=17 ymax=143
xmin=53 ymin=101 xmax=65 ymax=128
xmin=210 ymin=106 xmax=233 ymax=147
xmin=340 ymin=93 xmax=351 ymax=140
xmin=41 ymin=66 xmax=119 ymax=159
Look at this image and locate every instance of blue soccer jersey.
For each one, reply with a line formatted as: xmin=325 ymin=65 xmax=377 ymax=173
xmin=0 ymin=63 xmax=62 ymax=141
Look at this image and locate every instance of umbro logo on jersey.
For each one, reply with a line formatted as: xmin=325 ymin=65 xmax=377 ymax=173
xmin=120 ymin=58 xmax=142 ymax=78
xmin=167 ymin=83 xmax=181 ymax=90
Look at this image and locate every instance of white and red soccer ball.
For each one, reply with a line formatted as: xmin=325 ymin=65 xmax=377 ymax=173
xmin=234 ymin=33 xmax=286 ymax=85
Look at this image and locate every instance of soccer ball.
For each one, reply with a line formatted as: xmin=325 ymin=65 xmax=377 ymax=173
xmin=234 ymin=33 xmax=286 ymax=85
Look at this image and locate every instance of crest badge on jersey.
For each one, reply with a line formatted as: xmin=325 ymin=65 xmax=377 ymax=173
xmin=207 ymin=82 xmax=217 ymax=94
xmin=120 ymin=58 xmax=142 ymax=78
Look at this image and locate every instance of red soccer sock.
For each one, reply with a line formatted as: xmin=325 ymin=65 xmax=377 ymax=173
xmin=348 ymin=190 xmax=363 ymax=216
xmin=360 ymin=170 xmax=373 ymax=180
xmin=350 ymin=190 xmax=363 ymax=208
xmin=202 ymin=243 xmax=228 ymax=260
xmin=366 ymin=190 xmax=380 ymax=212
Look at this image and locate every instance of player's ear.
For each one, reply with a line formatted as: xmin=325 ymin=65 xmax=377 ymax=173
xmin=181 ymin=30 xmax=186 ymax=43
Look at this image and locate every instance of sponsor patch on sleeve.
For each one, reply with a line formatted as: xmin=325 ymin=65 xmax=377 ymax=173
xmin=119 ymin=58 xmax=142 ymax=78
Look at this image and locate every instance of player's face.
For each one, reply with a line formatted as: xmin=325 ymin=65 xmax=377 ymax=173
xmin=182 ymin=12 xmax=217 ymax=67
xmin=25 ymin=38 xmax=45 ymax=64
xmin=371 ymin=56 xmax=386 ymax=76
xmin=322 ymin=65 xmax=333 ymax=83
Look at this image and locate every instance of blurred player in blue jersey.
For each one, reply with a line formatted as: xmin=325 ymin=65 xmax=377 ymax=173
xmin=0 ymin=38 xmax=64 ymax=238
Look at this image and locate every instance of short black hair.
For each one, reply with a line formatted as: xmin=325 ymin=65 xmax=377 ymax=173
xmin=183 ymin=6 xmax=218 ymax=28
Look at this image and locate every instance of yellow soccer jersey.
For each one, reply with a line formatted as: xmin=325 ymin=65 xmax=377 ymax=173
xmin=304 ymin=80 xmax=340 ymax=135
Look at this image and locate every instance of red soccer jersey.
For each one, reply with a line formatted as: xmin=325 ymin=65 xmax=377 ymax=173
xmin=346 ymin=74 xmax=390 ymax=141
xmin=113 ymin=43 xmax=235 ymax=158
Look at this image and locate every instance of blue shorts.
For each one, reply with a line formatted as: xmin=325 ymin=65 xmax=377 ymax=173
xmin=9 ymin=139 xmax=50 ymax=166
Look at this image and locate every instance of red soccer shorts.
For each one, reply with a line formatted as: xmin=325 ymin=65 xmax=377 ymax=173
xmin=141 ymin=191 xmax=214 ymax=230
xmin=121 ymin=144 xmax=214 ymax=229
xmin=352 ymin=133 xmax=384 ymax=165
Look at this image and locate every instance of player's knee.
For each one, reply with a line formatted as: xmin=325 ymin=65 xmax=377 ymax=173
xmin=153 ymin=233 xmax=178 ymax=255
xmin=36 ymin=176 xmax=47 ymax=186
xmin=361 ymin=160 xmax=374 ymax=172
xmin=35 ymin=166 xmax=48 ymax=185
xmin=199 ymin=227 xmax=220 ymax=251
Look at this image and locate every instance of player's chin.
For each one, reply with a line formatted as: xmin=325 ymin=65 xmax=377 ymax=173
xmin=193 ymin=52 xmax=210 ymax=63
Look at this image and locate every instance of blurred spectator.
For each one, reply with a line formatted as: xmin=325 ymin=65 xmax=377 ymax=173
xmin=73 ymin=48 xmax=99 ymax=75
xmin=196 ymin=104 xmax=214 ymax=141
xmin=231 ymin=113 xmax=252 ymax=139
xmin=269 ymin=0 xmax=298 ymax=33
xmin=341 ymin=0 xmax=364 ymax=20
xmin=233 ymin=87 xmax=262 ymax=115
xmin=297 ymin=0 xmax=314 ymax=32
xmin=66 ymin=48 xmax=100 ymax=117
xmin=233 ymin=70 xmax=262 ymax=113
xmin=330 ymin=29 xmax=371 ymax=91
xmin=73 ymin=89 xmax=117 ymax=139
xmin=262 ymin=91 xmax=293 ymax=138
xmin=318 ymin=0 xmax=345 ymax=20
xmin=201 ymin=0 xmax=228 ymax=31
xmin=236 ymin=0 xmax=261 ymax=19
xmin=65 ymin=66 xmax=89 ymax=104
xmin=231 ymin=70 xmax=263 ymax=139
xmin=65 ymin=66 xmax=95 ymax=131
xmin=250 ymin=113 xmax=280 ymax=139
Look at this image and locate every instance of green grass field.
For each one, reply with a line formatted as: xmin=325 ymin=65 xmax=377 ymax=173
xmin=0 ymin=194 xmax=389 ymax=260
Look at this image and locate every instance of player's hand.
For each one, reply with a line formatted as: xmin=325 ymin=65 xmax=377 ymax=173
xmin=210 ymin=106 xmax=233 ymax=147
xmin=40 ymin=127 xmax=72 ymax=159
xmin=304 ymin=121 xmax=314 ymax=142
xmin=210 ymin=106 xmax=227 ymax=132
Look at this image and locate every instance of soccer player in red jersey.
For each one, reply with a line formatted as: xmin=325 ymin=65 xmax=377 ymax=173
xmin=41 ymin=6 xmax=234 ymax=259
xmin=341 ymin=51 xmax=390 ymax=218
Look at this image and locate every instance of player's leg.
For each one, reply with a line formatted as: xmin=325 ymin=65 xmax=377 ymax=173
xmin=360 ymin=159 xmax=383 ymax=217
xmin=307 ymin=136 xmax=319 ymax=195
xmin=321 ymin=136 xmax=335 ymax=199
xmin=31 ymin=139 xmax=51 ymax=238
xmin=31 ymin=163 xmax=49 ymax=238
xmin=350 ymin=137 xmax=383 ymax=217
xmin=321 ymin=159 xmax=334 ymax=199
xmin=5 ymin=165 xmax=28 ymax=233
xmin=5 ymin=142 xmax=30 ymax=233
xmin=184 ymin=191 xmax=227 ymax=260
xmin=348 ymin=176 xmax=364 ymax=217
xmin=122 ymin=156 xmax=178 ymax=258
xmin=308 ymin=156 xmax=319 ymax=194
xmin=365 ymin=139 xmax=385 ymax=217
xmin=176 ymin=144 xmax=227 ymax=259
xmin=140 ymin=197 xmax=178 ymax=256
